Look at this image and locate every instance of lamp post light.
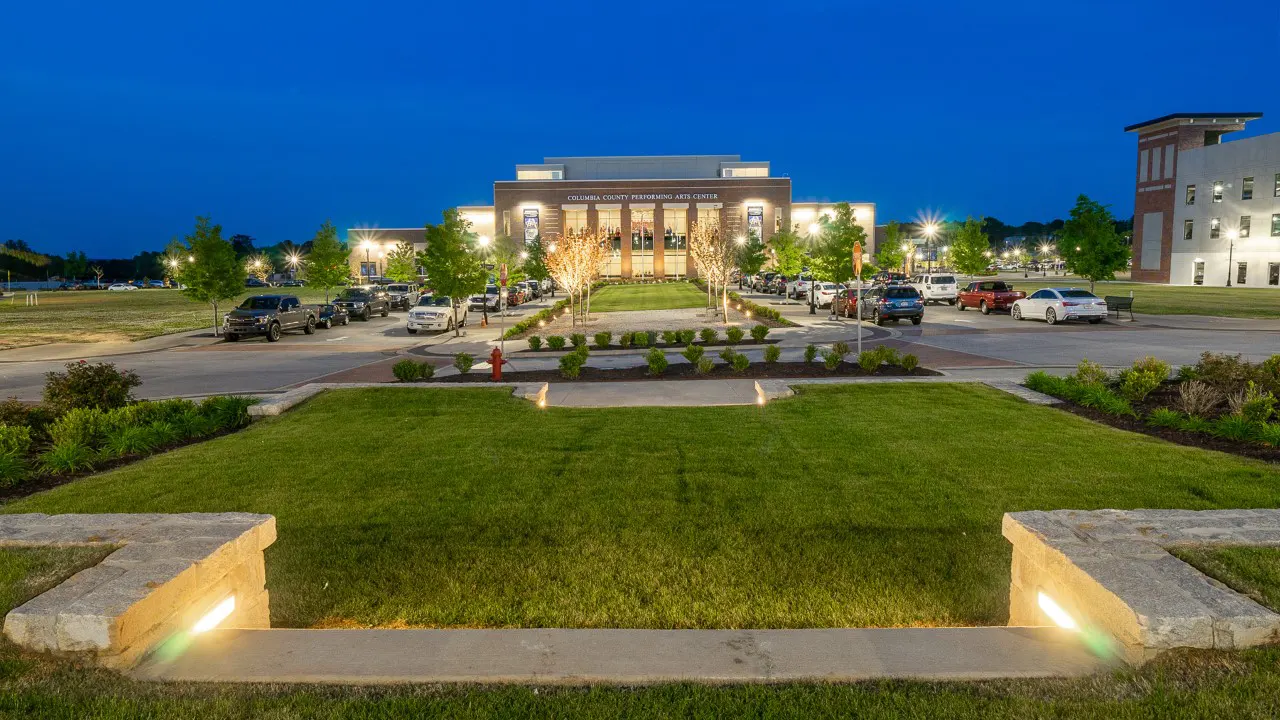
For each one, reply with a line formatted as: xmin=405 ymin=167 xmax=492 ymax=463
xmin=287 ymin=253 xmax=301 ymax=281
xmin=901 ymin=241 xmax=912 ymax=275
xmin=1226 ymin=230 xmax=1239 ymax=286
xmin=362 ymin=240 xmax=374 ymax=281
xmin=922 ymin=223 xmax=939 ymax=273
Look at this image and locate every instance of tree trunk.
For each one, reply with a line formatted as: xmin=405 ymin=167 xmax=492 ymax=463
xmin=454 ymin=300 xmax=461 ymax=337
xmin=211 ymin=301 xmax=220 ymax=337
xmin=721 ymin=284 xmax=728 ymax=324
xmin=585 ymin=282 xmax=591 ymax=320
xmin=1089 ymin=278 xmax=1095 ymax=294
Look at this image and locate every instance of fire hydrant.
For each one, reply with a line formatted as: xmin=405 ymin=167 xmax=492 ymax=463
xmin=490 ymin=347 xmax=508 ymax=381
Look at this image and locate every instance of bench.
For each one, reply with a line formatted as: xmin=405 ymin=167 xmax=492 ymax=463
xmin=1104 ymin=295 xmax=1133 ymax=320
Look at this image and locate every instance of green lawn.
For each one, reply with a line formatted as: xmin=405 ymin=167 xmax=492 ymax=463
xmin=1002 ymin=278 xmax=1280 ymax=318
xmin=1174 ymin=546 xmax=1280 ymax=612
xmin=3 ymin=547 xmax=1280 ymax=717
xmin=587 ymin=282 xmax=707 ymax=312
xmin=6 ymin=385 xmax=1279 ymax=632
xmin=0 ymin=287 xmax=335 ymax=349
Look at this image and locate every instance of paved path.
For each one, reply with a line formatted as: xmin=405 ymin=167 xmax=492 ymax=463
xmin=134 ymin=627 xmax=1104 ymax=685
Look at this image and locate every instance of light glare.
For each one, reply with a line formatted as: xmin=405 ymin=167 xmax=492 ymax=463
xmin=1037 ymin=591 xmax=1078 ymax=631
xmin=192 ymin=596 xmax=235 ymax=634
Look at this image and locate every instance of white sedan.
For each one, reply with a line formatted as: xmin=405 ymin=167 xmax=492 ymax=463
xmin=406 ymin=295 xmax=467 ymax=334
xmin=1011 ymin=288 xmax=1107 ymax=325
xmin=107 ymin=283 xmax=138 ymax=291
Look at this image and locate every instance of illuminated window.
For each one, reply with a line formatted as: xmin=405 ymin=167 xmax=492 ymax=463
xmin=697 ymin=207 xmax=719 ymax=229
xmin=1240 ymin=216 xmax=1251 ymax=238
xmin=597 ymin=209 xmax=622 ymax=278
xmin=562 ymin=208 xmax=587 ymax=234
xmin=631 ymin=209 xmax=654 ymax=251
xmin=516 ymin=169 xmax=562 ymax=180
xmin=1242 ymin=177 xmax=1254 ymax=201
xmin=1212 ymin=182 xmax=1224 ymax=203
xmin=1183 ymin=219 xmax=1194 ymax=241
xmin=723 ymin=167 xmax=768 ymax=178
xmin=1185 ymin=185 xmax=1196 ymax=205
xmin=1210 ymin=217 xmax=1221 ymax=239
xmin=502 ymin=211 xmax=511 ymax=236
xmin=663 ymin=209 xmax=687 ymax=250
xmin=1272 ymin=214 xmax=1280 ymax=237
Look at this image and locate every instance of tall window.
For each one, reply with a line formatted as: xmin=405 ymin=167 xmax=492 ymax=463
xmin=1185 ymin=185 xmax=1196 ymax=205
xmin=598 ymin=209 xmax=622 ymax=277
xmin=1242 ymin=177 xmax=1254 ymax=200
xmin=1273 ymin=213 xmax=1280 ymax=237
xmin=1210 ymin=217 xmax=1221 ymax=239
xmin=1237 ymin=262 xmax=1248 ymax=286
xmin=631 ymin=209 xmax=654 ymax=251
xmin=502 ymin=211 xmax=511 ymax=237
xmin=1240 ymin=216 xmax=1251 ymax=238
xmin=663 ymin=209 xmax=687 ymax=250
xmin=562 ymin=208 xmax=587 ymax=234
xmin=1212 ymin=182 xmax=1224 ymax=203
xmin=1275 ymin=173 xmax=1280 ymax=197
xmin=1183 ymin=219 xmax=1194 ymax=241
xmin=1270 ymin=263 xmax=1280 ymax=286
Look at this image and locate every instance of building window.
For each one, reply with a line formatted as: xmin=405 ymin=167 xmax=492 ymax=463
xmin=502 ymin=210 xmax=511 ymax=237
xmin=1212 ymin=182 xmax=1224 ymax=203
xmin=1240 ymin=216 xmax=1251 ymax=238
xmin=1237 ymin=262 xmax=1248 ymax=286
xmin=1210 ymin=218 xmax=1221 ymax=239
xmin=631 ymin=209 xmax=654 ymax=251
xmin=562 ymin=208 xmax=587 ymax=234
xmin=1242 ymin=177 xmax=1254 ymax=200
xmin=722 ymin=167 xmax=767 ymax=178
xmin=663 ymin=209 xmax=687 ymax=251
xmin=597 ymin=209 xmax=622 ymax=249
xmin=1183 ymin=219 xmax=1194 ymax=241
xmin=516 ymin=169 xmax=562 ymax=180
xmin=1273 ymin=214 xmax=1280 ymax=237
xmin=1185 ymin=185 xmax=1196 ymax=205
xmin=1193 ymin=260 xmax=1205 ymax=285
xmin=1275 ymin=173 xmax=1280 ymax=198
xmin=1270 ymin=263 xmax=1280 ymax=287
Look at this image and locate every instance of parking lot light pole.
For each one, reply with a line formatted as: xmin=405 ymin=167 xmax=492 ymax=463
xmin=1225 ymin=230 xmax=1238 ymax=286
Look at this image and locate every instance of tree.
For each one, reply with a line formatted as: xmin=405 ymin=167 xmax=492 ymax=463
xmin=950 ymin=216 xmax=992 ymax=275
xmin=229 ymin=234 xmax=256 ymax=259
xmin=522 ymin=235 xmax=550 ymax=284
xmin=546 ymin=228 xmax=607 ymax=325
xmin=172 ymin=216 xmax=242 ymax=336
xmin=419 ymin=209 xmax=487 ymax=337
xmin=490 ymin=235 xmax=529 ymax=286
xmin=384 ymin=241 xmax=418 ymax=282
xmin=62 ymin=251 xmax=89 ymax=281
xmin=89 ymin=264 xmax=105 ymax=287
xmin=302 ymin=221 xmax=351 ymax=301
xmin=768 ymin=227 xmax=805 ymax=276
xmin=1059 ymin=195 xmax=1130 ymax=293
xmin=735 ymin=230 xmax=767 ymax=279
xmin=688 ymin=218 xmax=735 ymax=323
xmin=875 ymin=221 xmax=908 ymax=272
xmin=245 ymin=253 xmax=273 ymax=282
xmin=808 ymin=202 xmax=867 ymax=284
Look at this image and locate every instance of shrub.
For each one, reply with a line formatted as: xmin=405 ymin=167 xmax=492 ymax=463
xmin=822 ymin=350 xmax=842 ymax=370
xmin=874 ymin=345 xmax=899 ymax=367
xmin=830 ymin=341 xmax=850 ymax=358
xmin=454 ymin=352 xmax=475 ymax=374
xmin=682 ymin=345 xmax=705 ymax=364
xmin=1195 ymin=352 xmax=1265 ymax=394
xmin=0 ymin=425 xmax=32 ymax=457
xmin=1131 ymin=356 xmax=1172 ymax=381
xmin=1228 ymin=382 xmax=1276 ymax=424
xmin=171 ymin=407 xmax=216 ymax=439
xmin=39 ymin=441 xmax=95 ymax=474
xmin=678 ymin=329 xmax=696 ymax=345
xmin=804 ymin=344 xmax=819 ymax=364
xmin=200 ymin=396 xmax=257 ymax=431
xmin=0 ymin=451 xmax=27 ymax=488
xmin=858 ymin=350 xmax=880 ymax=373
xmin=901 ymin=354 xmax=919 ymax=372
xmin=559 ymin=352 xmax=586 ymax=379
xmin=528 ymin=336 xmax=543 ymax=351
xmin=763 ymin=345 xmax=781 ymax=364
xmin=1077 ymin=385 xmax=1135 ymax=417
xmin=1175 ymin=365 xmax=1199 ymax=383
xmin=1256 ymin=423 xmax=1280 ymax=447
xmin=731 ymin=352 xmax=750 ymax=372
xmin=750 ymin=325 xmax=769 ymax=342
xmin=661 ymin=330 xmax=679 ymax=345
xmin=570 ymin=333 xmax=586 ymax=349
xmin=696 ymin=357 xmax=715 ymax=374
xmin=594 ymin=331 xmax=612 ymax=349
xmin=393 ymin=359 xmax=421 ymax=382
xmin=1146 ymin=408 xmax=1184 ymax=429
xmin=574 ymin=344 xmax=590 ymax=359
xmin=1212 ymin=415 xmax=1257 ymax=442
xmin=49 ymin=407 xmax=107 ymax=449
xmin=1179 ymin=415 xmax=1214 ymax=434
xmin=1117 ymin=368 xmax=1163 ymax=403
xmin=1072 ymin=358 xmax=1109 ymax=387
xmin=700 ymin=328 xmax=718 ymax=344
xmin=546 ymin=335 xmax=566 ymax=350
xmin=718 ymin=347 xmax=737 ymax=363
xmin=646 ymin=347 xmax=668 ymax=376
xmin=1176 ymin=381 xmax=1222 ymax=416
xmin=0 ymin=398 xmax=56 ymax=439
xmin=1025 ymin=371 xmax=1073 ymax=398
xmin=632 ymin=331 xmax=651 ymax=348
xmin=726 ymin=327 xmax=745 ymax=345
xmin=417 ymin=362 xmax=435 ymax=380
xmin=102 ymin=425 xmax=160 ymax=458
xmin=43 ymin=360 xmax=141 ymax=413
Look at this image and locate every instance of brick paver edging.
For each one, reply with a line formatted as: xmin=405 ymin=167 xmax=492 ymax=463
xmin=248 ymin=382 xmax=549 ymax=416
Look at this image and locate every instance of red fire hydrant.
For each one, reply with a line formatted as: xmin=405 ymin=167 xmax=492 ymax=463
xmin=490 ymin=347 xmax=507 ymax=381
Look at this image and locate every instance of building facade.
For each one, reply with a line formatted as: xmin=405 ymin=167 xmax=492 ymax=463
xmin=1125 ymin=113 xmax=1277 ymax=285
xmin=348 ymin=155 xmax=874 ymax=281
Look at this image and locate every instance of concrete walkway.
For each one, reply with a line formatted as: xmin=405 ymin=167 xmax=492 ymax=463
xmin=134 ymin=627 xmax=1104 ymax=685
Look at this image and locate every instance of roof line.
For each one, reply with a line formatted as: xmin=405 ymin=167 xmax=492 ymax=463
xmin=1124 ymin=112 xmax=1262 ymax=132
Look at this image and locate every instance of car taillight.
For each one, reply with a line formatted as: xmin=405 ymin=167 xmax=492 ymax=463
xmin=1062 ymin=301 xmax=1083 ymax=306
xmin=879 ymin=298 xmax=892 ymax=305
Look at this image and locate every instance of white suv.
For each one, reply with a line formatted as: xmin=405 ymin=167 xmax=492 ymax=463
xmin=787 ymin=275 xmax=814 ymax=300
xmin=407 ymin=295 xmax=467 ymax=334
xmin=910 ymin=274 xmax=959 ymax=305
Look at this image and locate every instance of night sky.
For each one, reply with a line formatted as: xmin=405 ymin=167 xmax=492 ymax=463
xmin=2 ymin=0 xmax=1275 ymax=257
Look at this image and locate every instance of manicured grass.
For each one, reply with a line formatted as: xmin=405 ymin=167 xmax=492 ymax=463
xmin=0 ymin=287 xmax=334 ymax=349
xmin=1174 ymin=546 xmax=1280 ymax=612
xmin=0 ymin=546 xmax=115 ymax=620
xmin=6 ymin=385 xmax=1279 ymax=632
xmin=587 ymin=282 xmax=708 ymax=312
xmin=1004 ymin=278 xmax=1280 ymax=318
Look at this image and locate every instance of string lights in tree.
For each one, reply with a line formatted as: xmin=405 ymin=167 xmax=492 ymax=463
xmin=687 ymin=218 xmax=735 ymax=323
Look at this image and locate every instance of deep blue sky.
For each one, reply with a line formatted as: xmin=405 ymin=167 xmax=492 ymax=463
xmin=2 ymin=0 xmax=1276 ymax=257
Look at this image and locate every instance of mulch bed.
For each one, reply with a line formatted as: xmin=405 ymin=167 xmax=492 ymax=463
xmin=427 ymin=361 xmax=941 ymax=384
xmin=523 ymin=339 xmax=781 ymax=353
xmin=1051 ymin=396 xmax=1280 ymax=464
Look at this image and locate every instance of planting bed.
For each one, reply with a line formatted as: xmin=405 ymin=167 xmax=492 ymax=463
xmin=428 ymin=361 xmax=941 ymax=383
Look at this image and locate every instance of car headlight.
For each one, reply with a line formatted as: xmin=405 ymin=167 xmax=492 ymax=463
xmin=256 ymin=316 xmax=269 ymax=323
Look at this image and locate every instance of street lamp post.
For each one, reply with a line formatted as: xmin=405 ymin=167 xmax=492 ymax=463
xmin=477 ymin=235 xmax=492 ymax=325
xmin=1226 ymin=230 xmax=1238 ymax=286
xmin=287 ymin=253 xmax=301 ymax=281
xmin=922 ymin=223 xmax=939 ymax=274
xmin=806 ymin=224 xmax=821 ymax=314
xmin=901 ymin=242 xmax=912 ymax=276
xmin=362 ymin=241 xmax=374 ymax=282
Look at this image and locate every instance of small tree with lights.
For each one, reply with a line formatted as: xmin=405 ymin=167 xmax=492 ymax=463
xmin=245 ymin=253 xmax=273 ymax=283
xmin=546 ymin=228 xmax=607 ymax=326
xmin=688 ymin=218 xmax=735 ymax=323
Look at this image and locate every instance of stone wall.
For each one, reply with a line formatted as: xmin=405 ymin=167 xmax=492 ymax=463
xmin=2 ymin=513 xmax=275 ymax=668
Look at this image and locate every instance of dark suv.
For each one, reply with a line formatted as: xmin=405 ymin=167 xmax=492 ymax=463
xmin=223 ymin=295 xmax=318 ymax=342
xmin=860 ymin=285 xmax=924 ymax=326
xmin=333 ymin=286 xmax=391 ymax=321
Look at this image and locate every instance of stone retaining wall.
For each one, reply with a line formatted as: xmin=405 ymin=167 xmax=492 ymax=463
xmin=2 ymin=513 xmax=275 ymax=668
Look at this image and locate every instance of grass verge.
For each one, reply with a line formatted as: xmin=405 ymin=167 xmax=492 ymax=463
xmin=587 ymin=282 xmax=707 ymax=312
xmin=5 ymin=384 xmax=1279 ymax=630
xmin=1174 ymin=546 xmax=1280 ymax=612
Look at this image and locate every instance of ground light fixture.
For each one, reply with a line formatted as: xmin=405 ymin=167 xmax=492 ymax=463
xmin=192 ymin=596 xmax=236 ymax=634
xmin=1036 ymin=591 xmax=1078 ymax=631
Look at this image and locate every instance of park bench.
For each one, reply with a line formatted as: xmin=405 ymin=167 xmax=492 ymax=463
xmin=1104 ymin=295 xmax=1133 ymax=321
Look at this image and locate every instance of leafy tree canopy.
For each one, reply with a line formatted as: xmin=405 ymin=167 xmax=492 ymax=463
xmin=768 ymin=228 xmax=805 ymax=276
xmin=1059 ymin=194 xmax=1130 ymax=292
xmin=418 ymin=209 xmax=487 ymax=335
xmin=302 ymin=221 xmax=350 ymax=301
xmin=949 ymin=217 xmax=992 ymax=275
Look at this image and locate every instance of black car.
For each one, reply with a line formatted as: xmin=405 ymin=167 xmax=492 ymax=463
xmin=317 ymin=303 xmax=349 ymax=329
xmin=860 ymin=285 xmax=924 ymax=326
xmin=245 ymin=277 xmax=273 ymax=288
xmin=333 ymin=286 xmax=391 ymax=321
xmin=278 ymin=279 xmax=305 ymax=287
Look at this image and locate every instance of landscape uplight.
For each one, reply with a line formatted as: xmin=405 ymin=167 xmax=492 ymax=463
xmin=520 ymin=251 xmax=529 ymax=260
xmin=188 ymin=255 xmax=195 ymax=262
xmin=808 ymin=223 xmax=821 ymax=235
xmin=477 ymin=235 xmax=491 ymax=247
xmin=1037 ymin=591 xmax=1079 ymax=631
xmin=735 ymin=235 xmax=747 ymax=246
xmin=901 ymin=242 xmax=912 ymax=253
xmin=192 ymin=596 xmax=236 ymax=634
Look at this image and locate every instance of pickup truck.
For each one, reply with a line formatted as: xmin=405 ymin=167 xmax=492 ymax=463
xmin=223 ymin=294 xmax=318 ymax=342
xmin=956 ymin=281 xmax=1026 ymax=315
